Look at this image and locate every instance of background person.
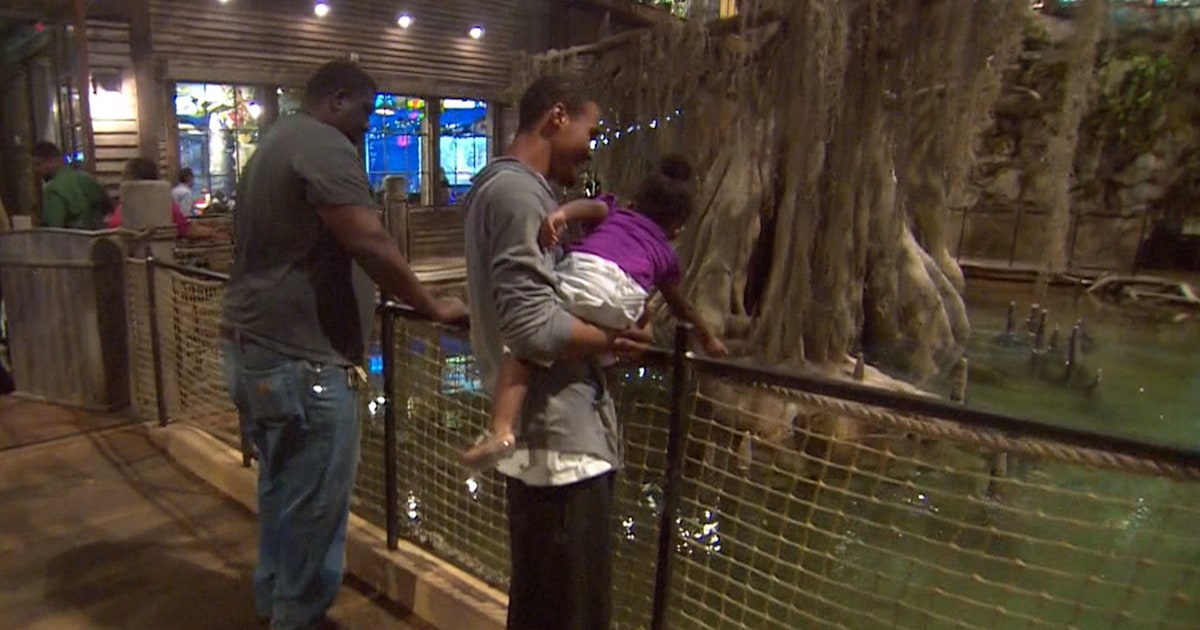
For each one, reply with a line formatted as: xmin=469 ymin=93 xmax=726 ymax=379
xmin=30 ymin=142 xmax=111 ymax=229
xmin=172 ymin=167 xmax=197 ymax=216
xmin=107 ymin=158 xmax=218 ymax=241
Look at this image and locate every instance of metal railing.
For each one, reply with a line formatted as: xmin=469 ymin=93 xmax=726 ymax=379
xmin=125 ymin=257 xmax=1200 ymax=630
xmin=374 ymin=304 xmax=1200 ymax=630
xmin=126 ymin=253 xmax=243 ymax=456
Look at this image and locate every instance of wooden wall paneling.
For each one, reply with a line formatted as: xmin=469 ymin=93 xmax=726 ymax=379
xmin=150 ymin=0 xmax=519 ymax=97
xmin=87 ymin=20 xmax=138 ymax=193
xmin=129 ymin=0 xmax=161 ymax=162
xmin=161 ymin=79 xmax=180 ymax=181
xmin=71 ymin=0 xmax=96 ymax=171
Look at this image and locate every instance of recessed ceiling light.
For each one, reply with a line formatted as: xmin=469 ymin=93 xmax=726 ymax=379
xmin=468 ymin=25 xmax=484 ymax=39
xmin=313 ymin=2 xmax=330 ymax=17
xmin=397 ymin=13 xmax=413 ymax=28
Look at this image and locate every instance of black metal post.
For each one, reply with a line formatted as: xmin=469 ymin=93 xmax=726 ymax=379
xmin=381 ymin=306 xmax=399 ymax=551
xmin=650 ymin=324 xmax=692 ymax=630
xmin=144 ymin=249 xmax=169 ymax=427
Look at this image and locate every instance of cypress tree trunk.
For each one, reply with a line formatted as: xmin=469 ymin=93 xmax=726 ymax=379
xmin=515 ymin=0 xmax=1029 ymax=380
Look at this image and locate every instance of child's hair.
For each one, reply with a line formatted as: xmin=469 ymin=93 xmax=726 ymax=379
xmin=633 ymin=154 xmax=695 ymax=230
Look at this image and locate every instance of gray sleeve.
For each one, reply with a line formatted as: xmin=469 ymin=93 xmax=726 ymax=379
xmin=486 ymin=177 xmax=575 ymax=363
xmin=293 ymin=128 xmax=375 ymax=208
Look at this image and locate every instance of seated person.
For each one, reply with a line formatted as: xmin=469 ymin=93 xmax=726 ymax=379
xmin=107 ymin=158 xmax=218 ymax=241
xmin=171 ymin=167 xmax=197 ymax=217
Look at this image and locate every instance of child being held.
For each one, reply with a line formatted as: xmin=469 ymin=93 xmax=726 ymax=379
xmin=461 ymin=155 xmax=728 ymax=470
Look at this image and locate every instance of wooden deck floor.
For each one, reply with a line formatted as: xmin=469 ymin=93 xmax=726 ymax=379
xmin=0 ymin=398 xmax=433 ymax=630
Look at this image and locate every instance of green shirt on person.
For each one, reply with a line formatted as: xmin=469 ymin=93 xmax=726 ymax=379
xmin=41 ymin=166 xmax=111 ymax=230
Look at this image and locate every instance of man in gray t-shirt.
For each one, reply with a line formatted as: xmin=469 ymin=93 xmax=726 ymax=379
xmin=222 ymin=61 xmax=465 ymax=630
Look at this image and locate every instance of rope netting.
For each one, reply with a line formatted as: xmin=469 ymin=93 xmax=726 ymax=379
xmin=383 ymin=316 xmax=1200 ymax=630
xmin=123 ymin=263 xmax=1200 ymax=629
xmin=174 ymin=243 xmax=235 ymax=274
xmin=122 ymin=256 xmax=413 ymax=513
xmin=168 ymin=270 xmax=231 ymax=421
xmin=124 ymin=259 xmax=239 ymax=446
xmin=674 ymin=371 xmax=1200 ymax=629
xmin=387 ymin=317 xmax=674 ymax=627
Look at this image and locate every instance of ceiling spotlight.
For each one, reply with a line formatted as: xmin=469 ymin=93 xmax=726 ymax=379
xmin=397 ymin=13 xmax=413 ymax=28
xmin=247 ymin=101 xmax=263 ymax=120
xmin=313 ymin=2 xmax=330 ymax=17
xmin=218 ymin=0 xmax=230 ymax=4
xmin=468 ymin=25 xmax=484 ymax=39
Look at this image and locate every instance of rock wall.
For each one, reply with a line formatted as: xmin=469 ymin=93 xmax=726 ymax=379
xmin=950 ymin=9 xmax=1200 ymax=272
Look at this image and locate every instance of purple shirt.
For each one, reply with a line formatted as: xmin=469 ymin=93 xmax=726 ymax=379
xmin=567 ymin=194 xmax=680 ymax=292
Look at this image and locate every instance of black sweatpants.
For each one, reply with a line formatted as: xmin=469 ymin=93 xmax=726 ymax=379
xmin=506 ymin=471 xmax=615 ymax=630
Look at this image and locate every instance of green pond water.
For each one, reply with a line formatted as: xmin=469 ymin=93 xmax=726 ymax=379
xmin=374 ymin=278 xmax=1200 ymax=630
xmin=956 ymin=278 xmax=1200 ymax=450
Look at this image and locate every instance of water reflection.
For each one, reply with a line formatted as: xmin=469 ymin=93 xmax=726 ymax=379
xmin=622 ymin=516 xmax=636 ymax=541
xmin=367 ymin=395 xmax=385 ymax=417
xmin=641 ymin=481 xmax=663 ymax=515
xmin=675 ymin=509 xmax=722 ymax=556
xmin=903 ymin=491 xmax=940 ymax=515
xmin=405 ymin=491 xmax=421 ymax=524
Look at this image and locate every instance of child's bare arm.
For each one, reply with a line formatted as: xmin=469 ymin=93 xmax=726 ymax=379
xmin=660 ymin=283 xmax=729 ymax=357
xmin=540 ymin=199 xmax=610 ymax=247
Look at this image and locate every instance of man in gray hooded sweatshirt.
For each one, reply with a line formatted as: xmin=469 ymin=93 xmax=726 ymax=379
xmin=463 ymin=75 xmax=647 ymax=629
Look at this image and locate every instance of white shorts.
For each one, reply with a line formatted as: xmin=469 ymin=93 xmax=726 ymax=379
xmin=504 ymin=252 xmax=647 ymax=370
xmin=556 ymin=252 xmax=648 ymax=331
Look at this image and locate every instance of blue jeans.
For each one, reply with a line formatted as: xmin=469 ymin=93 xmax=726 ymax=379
xmin=222 ymin=338 xmax=362 ymax=630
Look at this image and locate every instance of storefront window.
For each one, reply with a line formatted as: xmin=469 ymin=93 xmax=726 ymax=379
xmin=175 ymin=83 xmax=264 ymax=213
xmin=438 ymin=99 xmax=489 ymax=205
xmin=364 ymin=93 xmax=426 ymax=199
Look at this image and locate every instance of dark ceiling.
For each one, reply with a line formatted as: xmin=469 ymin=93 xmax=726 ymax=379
xmin=0 ymin=0 xmax=70 ymax=58
xmin=0 ymin=0 xmax=70 ymax=22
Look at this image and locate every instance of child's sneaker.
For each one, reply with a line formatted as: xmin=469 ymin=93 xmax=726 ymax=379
xmin=460 ymin=432 xmax=516 ymax=471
